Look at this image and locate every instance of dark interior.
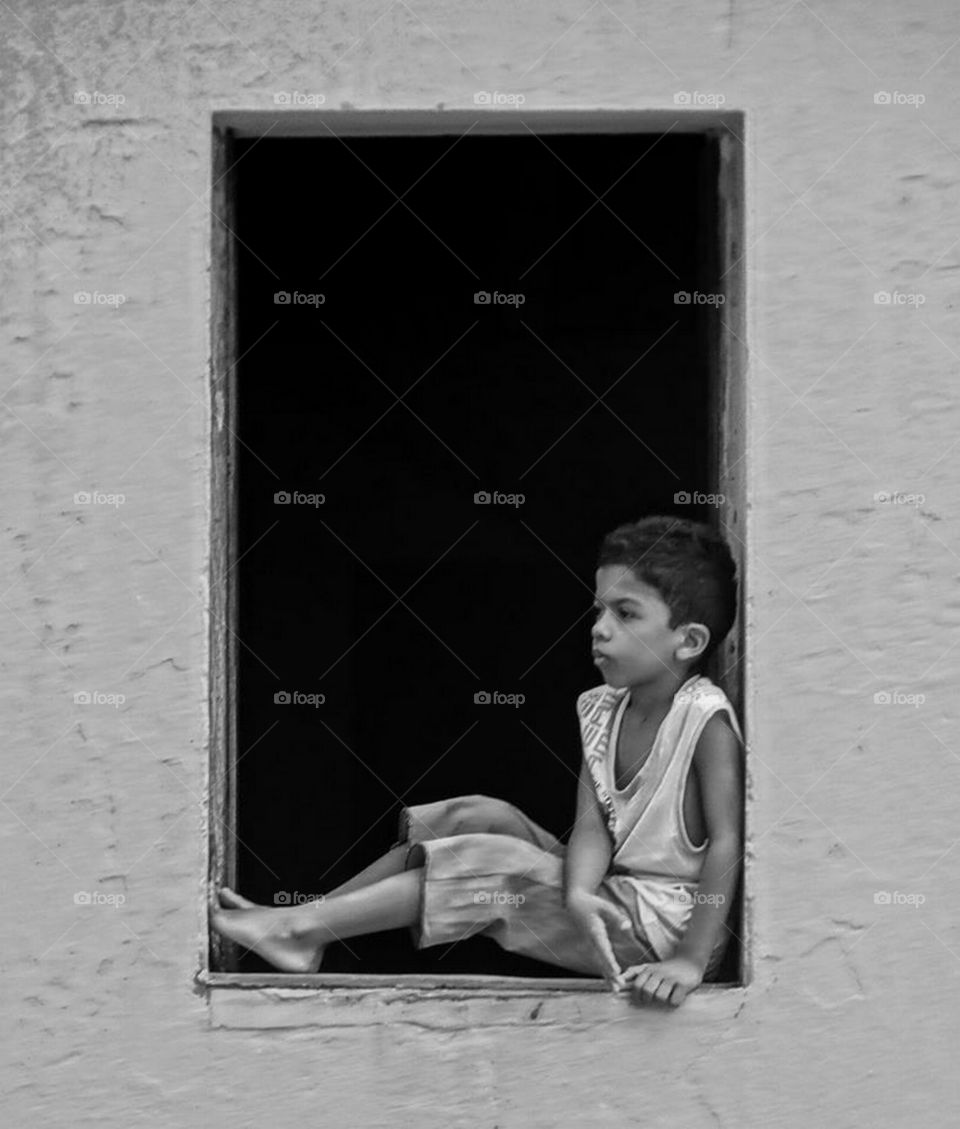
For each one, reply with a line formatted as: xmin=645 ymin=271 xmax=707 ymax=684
xmin=229 ymin=128 xmax=740 ymax=979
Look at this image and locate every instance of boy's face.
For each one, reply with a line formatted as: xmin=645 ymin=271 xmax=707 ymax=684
xmin=591 ymin=565 xmax=698 ymax=685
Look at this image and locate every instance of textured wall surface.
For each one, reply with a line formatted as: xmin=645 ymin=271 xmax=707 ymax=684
xmin=3 ymin=1 xmax=959 ymax=1126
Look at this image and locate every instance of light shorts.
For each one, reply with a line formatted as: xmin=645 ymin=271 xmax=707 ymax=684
xmin=390 ymin=793 xmax=729 ymax=980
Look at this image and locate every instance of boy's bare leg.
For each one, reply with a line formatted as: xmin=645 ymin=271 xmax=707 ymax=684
xmin=211 ymin=868 xmax=422 ymax=973
xmin=323 ymin=843 xmax=409 ymax=897
xmin=216 ymin=843 xmax=410 ymax=910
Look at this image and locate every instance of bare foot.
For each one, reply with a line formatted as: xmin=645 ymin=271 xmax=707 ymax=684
xmin=218 ymin=886 xmax=259 ymax=909
xmin=211 ymin=903 xmax=327 ymax=973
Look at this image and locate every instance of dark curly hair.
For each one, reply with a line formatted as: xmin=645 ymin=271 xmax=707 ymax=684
xmin=596 ymin=515 xmax=738 ymax=672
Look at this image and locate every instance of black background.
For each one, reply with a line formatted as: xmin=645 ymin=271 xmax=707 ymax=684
xmin=231 ymin=130 xmax=727 ymax=976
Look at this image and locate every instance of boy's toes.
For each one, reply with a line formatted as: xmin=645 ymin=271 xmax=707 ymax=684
xmin=218 ymin=886 xmax=258 ymax=909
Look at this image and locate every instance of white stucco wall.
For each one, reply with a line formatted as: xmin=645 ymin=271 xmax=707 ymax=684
xmin=3 ymin=1 xmax=959 ymax=1125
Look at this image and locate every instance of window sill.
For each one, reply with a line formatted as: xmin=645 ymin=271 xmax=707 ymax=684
xmin=200 ymin=971 xmax=746 ymax=1029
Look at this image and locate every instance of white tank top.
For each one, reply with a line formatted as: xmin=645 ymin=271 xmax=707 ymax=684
xmin=576 ymin=674 xmax=743 ymax=961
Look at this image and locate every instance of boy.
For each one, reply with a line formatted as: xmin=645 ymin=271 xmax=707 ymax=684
xmin=566 ymin=514 xmax=744 ymax=1006
xmin=211 ymin=515 xmax=744 ymax=1009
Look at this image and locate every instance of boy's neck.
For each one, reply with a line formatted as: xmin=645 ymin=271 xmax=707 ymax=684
xmin=625 ymin=668 xmax=699 ymax=719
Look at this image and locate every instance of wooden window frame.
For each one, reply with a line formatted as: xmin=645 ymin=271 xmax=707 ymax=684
xmin=200 ymin=109 xmax=749 ymax=1011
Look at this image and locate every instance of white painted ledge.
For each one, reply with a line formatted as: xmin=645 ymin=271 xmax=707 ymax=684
xmin=201 ymin=972 xmax=747 ymax=1029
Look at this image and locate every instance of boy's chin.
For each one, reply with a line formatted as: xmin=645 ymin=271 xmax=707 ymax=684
xmin=600 ymin=666 xmax=661 ymax=688
xmin=596 ymin=664 xmax=626 ymax=686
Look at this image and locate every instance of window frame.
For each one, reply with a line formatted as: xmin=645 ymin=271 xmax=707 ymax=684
xmin=204 ymin=108 xmax=749 ymax=1003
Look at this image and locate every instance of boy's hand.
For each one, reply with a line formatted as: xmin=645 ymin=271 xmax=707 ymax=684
xmin=620 ymin=957 xmax=704 ymax=1008
xmin=565 ymin=890 xmax=633 ymax=991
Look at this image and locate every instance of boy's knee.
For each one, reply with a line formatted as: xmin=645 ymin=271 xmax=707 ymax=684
xmin=445 ymin=794 xmax=515 ymax=835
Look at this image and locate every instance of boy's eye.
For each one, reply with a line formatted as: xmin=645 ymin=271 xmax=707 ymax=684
xmin=593 ymin=604 xmax=635 ymax=619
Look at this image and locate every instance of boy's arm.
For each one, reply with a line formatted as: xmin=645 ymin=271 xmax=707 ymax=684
xmin=672 ymin=711 xmax=745 ymax=974
xmin=563 ymin=756 xmax=613 ymax=904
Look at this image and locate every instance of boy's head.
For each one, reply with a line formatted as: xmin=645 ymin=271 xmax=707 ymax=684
xmin=591 ymin=516 xmax=738 ymax=685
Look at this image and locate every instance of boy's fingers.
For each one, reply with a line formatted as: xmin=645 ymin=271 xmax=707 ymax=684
xmin=587 ymin=919 xmax=622 ymax=983
xmin=653 ymin=979 xmax=676 ymax=1005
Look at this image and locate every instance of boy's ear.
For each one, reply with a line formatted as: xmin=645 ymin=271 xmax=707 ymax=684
xmin=675 ymin=622 xmax=710 ymax=663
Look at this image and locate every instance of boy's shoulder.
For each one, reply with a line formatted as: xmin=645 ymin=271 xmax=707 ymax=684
xmin=576 ymin=675 xmax=734 ymax=717
xmin=681 ymin=677 xmax=742 ymax=743
xmin=678 ymin=675 xmax=738 ymax=716
xmin=681 ymin=674 xmax=730 ymax=704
